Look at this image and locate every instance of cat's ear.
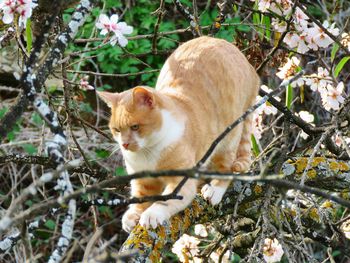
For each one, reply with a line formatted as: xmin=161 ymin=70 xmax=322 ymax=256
xmin=96 ymin=91 xmax=119 ymax=108
xmin=132 ymin=87 xmax=155 ymax=109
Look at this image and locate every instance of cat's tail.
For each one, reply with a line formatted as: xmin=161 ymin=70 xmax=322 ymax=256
xmin=232 ymin=110 xmax=253 ymax=172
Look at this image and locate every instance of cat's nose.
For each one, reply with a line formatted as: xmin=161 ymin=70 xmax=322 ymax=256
xmin=122 ymin=143 xmax=129 ymax=149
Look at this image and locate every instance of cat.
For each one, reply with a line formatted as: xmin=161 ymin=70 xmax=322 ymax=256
xmin=97 ymin=36 xmax=260 ymax=233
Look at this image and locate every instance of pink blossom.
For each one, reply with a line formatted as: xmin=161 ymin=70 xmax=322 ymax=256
xmin=0 ymin=0 xmax=37 ymax=27
xmin=333 ymin=132 xmax=350 ymax=147
xmin=79 ymin=77 xmax=94 ymax=91
xmin=253 ymin=113 xmax=263 ymax=140
xmin=96 ymin=14 xmax=133 ymax=47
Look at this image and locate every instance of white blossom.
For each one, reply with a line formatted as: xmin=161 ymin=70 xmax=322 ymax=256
xmin=276 ymin=56 xmax=300 ymax=81
xmin=263 ymin=238 xmax=284 ymax=263
xmin=341 ymin=220 xmax=350 ymax=239
xmin=210 ymin=250 xmax=230 ymax=263
xmin=304 ymin=67 xmax=332 ymax=92
xmin=298 ymin=111 xmax=314 ymax=123
xmin=271 ymin=18 xmax=287 ymax=33
xmin=341 ymin=32 xmax=350 ymax=51
xmin=172 ymin=234 xmax=200 ymax=262
xmin=256 ymin=85 xmax=280 ymax=116
xmin=96 ymin=14 xmax=133 ymax=47
xmin=296 ymin=111 xmax=314 ymax=139
xmin=294 ymin=7 xmax=308 ymax=27
xmin=194 ymin=224 xmax=208 ymax=237
xmin=307 ymin=21 xmax=339 ymax=49
xmin=321 ymin=82 xmax=345 ymax=111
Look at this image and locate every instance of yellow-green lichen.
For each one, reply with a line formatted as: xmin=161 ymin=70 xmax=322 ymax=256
xmin=309 ymin=207 xmax=320 ymax=221
xmin=295 ymin=158 xmax=308 ymax=173
xmin=330 ymin=161 xmax=340 ymax=171
xmin=321 ymin=200 xmax=333 ymax=209
xmin=339 ymin=162 xmax=349 ymax=171
xmin=170 ymin=214 xmax=182 ymax=241
xmin=307 ymin=169 xmax=317 ymax=179
xmin=254 ymin=184 xmax=263 ymax=195
xmin=311 ymin=157 xmax=326 ymax=167
xmin=125 ymin=225 xmax=152 ymax=249
xmin=183 ymin=208 xmax=192 ymax=229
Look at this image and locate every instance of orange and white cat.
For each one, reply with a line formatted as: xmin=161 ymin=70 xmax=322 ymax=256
xmin=97 ymin=36 xmax=259 ymax=233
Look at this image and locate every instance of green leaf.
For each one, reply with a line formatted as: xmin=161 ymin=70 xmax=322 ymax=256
xmin=26 ymin=19 xmax=32 ymax=53
xmin=22 ymin=144 xmax=37 ymax=155
xmin=115 ymin=167 xmax=126 ymax=176
xmin=95 ymin=149 xmax=110 ymax=159
xmin=331 ymin=43 xmax=339 ymax=62
xmin=334 ymin=56 xmax=350 ymax=78
xmin=44 ymin=219 xmax=56 ymax=230
xmin=99 ymin=206 xmax=113 ymax=217
xmin=231 ymin=253 xmax=242 ymax=263
xmin=251 ymin=134 xmax=260 ymax=157
xmin=0 ymin=107 xmax=8 ymax=119
xmin=47 ymin=86 xmax=57 ymax=94
xmin=25 ymin=200 xmax=33 ymax=207
xmin=263 ymin=16 xmax=271 ymax=40
xmin=79 ymin=102 xmax=93 ymax=113
xmin=285 ymin=84 xmax=293 ymax=109
xmin=7 ymin=131 xmax=15 ymax=141
xmin=31 ymin=112 xmax=43 ymax=126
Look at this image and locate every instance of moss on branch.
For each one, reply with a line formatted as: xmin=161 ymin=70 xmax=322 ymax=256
xmin=119 ymin=157 xmax=350 ymax=261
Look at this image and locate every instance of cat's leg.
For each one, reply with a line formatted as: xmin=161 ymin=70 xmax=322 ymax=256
xmin=122 ymin=178 xmax=163 ymax=233
xmin=139 ymin=177 xmax=198 ymax=229
xmin=202 ymin=122 xmax=249 ymax=205
xmin=201 ymin=153 xmax=234 ymax=205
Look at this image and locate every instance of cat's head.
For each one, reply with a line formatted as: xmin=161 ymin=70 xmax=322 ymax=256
xmin=97 ymin=86 xmax=162 ymax=152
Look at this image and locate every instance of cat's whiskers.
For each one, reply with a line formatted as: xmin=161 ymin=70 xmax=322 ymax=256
xmin=139 ymin=146 xmax=157 ymax=163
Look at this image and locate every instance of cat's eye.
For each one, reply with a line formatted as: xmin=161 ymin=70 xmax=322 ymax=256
xmin=112 ymin=127 xmax=120 ymax=133
xmin=130 ymin=124 xmax=139 ymax=131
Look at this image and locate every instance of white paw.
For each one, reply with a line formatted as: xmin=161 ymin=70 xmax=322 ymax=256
xmin=139 ymin=205 xmax=171 ymax=229
xmin=201 ymin=184 xmax=227 ymax=205
xmin=122 ymin=209 xmax=141 ymax=233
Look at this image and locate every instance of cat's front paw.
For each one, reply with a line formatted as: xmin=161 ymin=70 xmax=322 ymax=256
xmin=122 ymin=208 xmax=141 ymax=233
xmin=201 ymin=184 xmax=226 ymax=206
xmin=139 ymin=204 xmax=171 ymax=229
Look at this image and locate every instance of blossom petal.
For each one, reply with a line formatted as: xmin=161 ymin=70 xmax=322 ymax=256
xmin=117 ymin=22 xmax=133 ymax=35
xmin=2 ymin=11 xmax=14 ymax=24
xmin=117 ymin=35 xmax=128 ymax=47
xmin=110 ymin=14 xmax=119 ymax=24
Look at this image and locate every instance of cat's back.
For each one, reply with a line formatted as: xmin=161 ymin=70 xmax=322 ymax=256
xmin=156 ymin=36 xmax=259 ymax=110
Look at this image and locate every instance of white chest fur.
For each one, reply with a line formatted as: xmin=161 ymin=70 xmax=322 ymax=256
xmin=121 ymin=110 xmax=185 ymax=174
